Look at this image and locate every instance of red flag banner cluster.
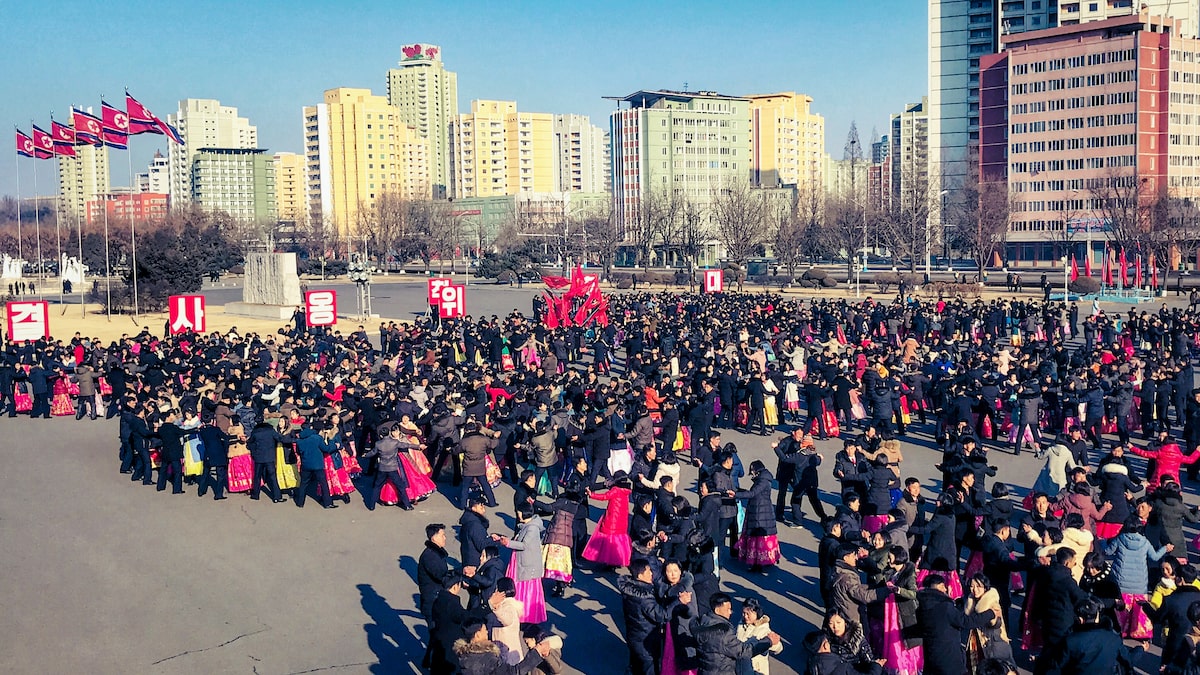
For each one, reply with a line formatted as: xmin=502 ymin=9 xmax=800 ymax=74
xmin=540 ymin=265 xmax=608 ymax=329
xmin=13 ymin=91 xmax=181 ymax=161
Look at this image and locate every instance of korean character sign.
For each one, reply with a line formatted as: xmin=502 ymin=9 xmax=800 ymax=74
xmin=704 ymin=269 xmax=724 ymax=294
xmin=438 ymin=284 xmax=466 ymax=319
xmin=427 ymin=277 xmax=452 ymax=307
xmin=6 ymin=301 xmax=49 ymax=342
xmin=168 ymin=295 xmax=206 ymax=335
xmin=304 ymin=290 xmax=338 ymax=327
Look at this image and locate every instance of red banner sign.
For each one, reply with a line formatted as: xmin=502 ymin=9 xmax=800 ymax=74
xmin=704 ymin=269 xmax=724 ymax=293
xmin=438 ymin=284 xmax=466 ymax=318
xmin=168 ymin=295 xmax=206 ymax=334
xmin=6 ymin=301 xmax=49 ymax=342
xmin=305 ymin=290 xmax=337 ymax=327
xmin=427 ymin=277 xmax=452 ymax=305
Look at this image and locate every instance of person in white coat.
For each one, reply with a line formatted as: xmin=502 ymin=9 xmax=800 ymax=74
xmin=735 ymin=597 xmax=783 ymax=674
xmin=488 ymin=577 xmax=526 ymax=665
xmin=1032 ymin=443 xmax=1078 ymax=495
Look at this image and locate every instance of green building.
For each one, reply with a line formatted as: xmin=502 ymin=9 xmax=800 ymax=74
xmin=191 ymin=147 xmax=277 ymax=222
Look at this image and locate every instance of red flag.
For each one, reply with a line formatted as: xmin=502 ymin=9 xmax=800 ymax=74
xmin=1102 ymin=245 xmax=1113 ymax=286
xmin=1150 ymin=253 xmax=1159 ymax=289
xmin=71 ymin=109 xmax=103 ymax=146
xmin=541 ymin=275 xmax=570 ymax=289
xmin=1119 ymin=249 xmax=1129 ymax=286
xmin=15 ymin=129 xmax=34 ymax=158
xmin=101 ymin=100 xmax=128 ymax=149
xmin=1070 ymin=255 xmax=1079 ymax=282
xmin=542 ymin=292 xmax=560 ymax=328
xmin=1084 ymin=250 xmax=1092 ymax=277
xmin=125 ymin=92 xmax=165 ymax=136
xmin=30 ymin=125 xmax=53 ymax=159
xmin=50 ymin=121 xmax=76 ymax=157
xmin=1135 ymin=255 xmax=1143 ymax=288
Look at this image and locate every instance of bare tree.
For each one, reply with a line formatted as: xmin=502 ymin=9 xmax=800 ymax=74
xmin=674 ymin=193 xmax=711 ymax=273
xmin=581 ymin=202 xmax=620 ymax=277
xmin=710 ymin=181 xmax=768 ymax=265
xmin=949 ymin=169 xmax=1011 ymax=273
xmin=424 ymin=200 xmax=461 ymax=273
xmin=878 ymin=161 xmax=933 ymax=272
xmin=1090 ymin=169 xmax=1154 ymax=252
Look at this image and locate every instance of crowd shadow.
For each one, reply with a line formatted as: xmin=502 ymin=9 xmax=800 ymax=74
xmin=357 ymin=582 xmax=426 ymax=674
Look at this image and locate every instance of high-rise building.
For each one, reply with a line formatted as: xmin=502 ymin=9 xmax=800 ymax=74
xmin=58 ymin=142 xmax=109 ymax=219
xmin=746 ymin=92 xmax=825 ymax=189
xmin=823 ymin=156 xmax=869 ymax=197
xmin=304 ymin=87 xmax=430 ymax=236
xmin=387 ymin=43 xmax=458 ymax=199
xmin=85 ymin=192 xmax=169 ymax=226
xmin=191 ymin=148 xmax=276 ymax=222
xmin=890 ymin=98 xmax=929 ymax=205
xmin=167 ymin=99 xmax=257 ymax=207
xmin=273 ymin=152 xmax=307 ymax=226
xmin=979 ymin=13 xmax=1200 ymax=265
xmin=552 ymin=114 xmax=610 ymax=193
xmin=928 ymin=0 xmax=1196 ymax=197
xmin=141 ymin=150 xmax=169 ymax=195
xmin=449 ymin=100 xmax=555 ymax=198
xmin=608 ymin=90 xmax=751 ymax=240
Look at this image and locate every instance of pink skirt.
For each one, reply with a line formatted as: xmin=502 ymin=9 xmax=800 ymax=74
xmin=880 ymin=594 xmax=923 ymax=675
xmin=228 ymin=454 xmax=254 ymax=492
xmin=323 ymin=454 xmax=356 ymax=496
xmin=662 ymin=627 xmax=698 ymax=675
xmin=735 ymin=534 xmax=781 ymax=567
xmin=916 ymin=567 xmax=963 ymax=599
xmin=341 ymin=450 xmax=362 ymax=475
xmin=379 ymin=480 xmax=400 ymax=505
xmin=1096 ymin=521 xmax=1123 ymax=540
xmin=13 ymin=392 xmax=31 ymax=412
xmin=863 ymin=514 xmax=890 ymax=534
xmin=507 ymin=555 xmax=547 ymax=623
xmin=582 ymin=529 xmax=632 ymax=567
xmin=51 ymin=393 xmax=75 ymax=416
xmin=400 ymin=452 xmax=436 ymax=501
xmin=963 ymin=550 xmax=984 ymax=581
xmin=1117 ymin=593 xmax=1153 ymax=639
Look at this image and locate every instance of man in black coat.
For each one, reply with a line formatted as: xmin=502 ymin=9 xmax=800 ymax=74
xmin=428 ymin=572 xmax=489 ymax=675
xmin=1035 ymin=547 xmax=1090 ymax=657
xmin=773 ymin=427 xmax=826 ymax=525
xmin=1038 ymin=596 xmax=1138 ymax=675
xmin=693 ymin=592 xmax=780 ymax=674
xmin=28 ymin=363 xmax=50 ymax=419
xmin=418 ymin=524 xmax=450 ymax=626
xmin=618 ymin=558 xmax=688 ymax=675
xmin=196 ymin=420 xmax=230 ymax=500
xmin=458 ymin=499 xmax=492 ymax=568
xmin=128 ymin=405 xmax=155 ymax=485
xmin=155 ymin=413 xmax=188 ymax=494
xmin=247 ymin=421 xmax=290 ymax=503
xmin=462 ymin=545 xmax=504 ymax=611
xmin=916 ymin=574 xmax=997 ymax=675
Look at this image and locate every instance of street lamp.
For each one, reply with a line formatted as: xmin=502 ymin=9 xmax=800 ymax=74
xmin=935 ymin=189 xmax=949 ymax=274
xmin=1061 ymin=255 xmax=1069 ymax=305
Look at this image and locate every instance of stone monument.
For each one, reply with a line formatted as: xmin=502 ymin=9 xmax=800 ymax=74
xmin=224 ymin=252 xmax=304 ymax=320
xmin=1 ymin=255 xmax=22 ymax=280
xmin=60 ymin=253 xmax=85 ymax=285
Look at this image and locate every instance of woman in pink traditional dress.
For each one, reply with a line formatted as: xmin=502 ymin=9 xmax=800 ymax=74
xmin=394 ymin=418 xmax=435 ymax=503
xmin=225 ymin=422 xmax=254 ymax=493
xmin=501 ymin=506 xmax=547 ymax=624
xmin=582 ymin=472 xmax=633 ymax=567
xmin=321 ymin=429 xmax=356 ymax=503
xmin=733 ymin=461 xmax=781 ymax=572
xmin=878 ymin=547 xmax=923 ymax=675
xmin=50 ymin=369 xmax=75 ymax=416
xmin=659 ymin=561 xmax=700 ymax=675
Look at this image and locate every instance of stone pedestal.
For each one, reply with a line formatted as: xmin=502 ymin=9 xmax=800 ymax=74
xmin=224 ymin=252 xmax=303 ymax=321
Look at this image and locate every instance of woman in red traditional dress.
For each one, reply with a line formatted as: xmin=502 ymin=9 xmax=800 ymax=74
xmin=582 ymin=472 xmax=633 ymax=567
xmin=50 ymin=368 xmax=75 ymax=416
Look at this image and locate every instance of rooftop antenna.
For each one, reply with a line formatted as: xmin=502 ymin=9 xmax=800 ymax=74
xmin=683 ymin=81 xmax=688 ymax=92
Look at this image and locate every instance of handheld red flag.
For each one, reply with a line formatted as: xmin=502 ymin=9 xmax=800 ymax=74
xmin=1070 ymin=256 xmax=1079 ymax=282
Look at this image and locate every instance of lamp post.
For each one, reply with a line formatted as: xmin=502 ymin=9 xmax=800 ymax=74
xmin=1061 ymin=255 xmax=1069 ymax=304
xmin=937 ymin=189 xmax=950 ymax=273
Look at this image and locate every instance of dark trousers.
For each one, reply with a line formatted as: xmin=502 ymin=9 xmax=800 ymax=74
xmin=251 ymin=460 xmax=281 ymax=501
xmin=368 ymin=470 xmax=411 ymax=509
xmin=1013 ymin=422 xmax=1043 ymax=453
xmin=1116 ymin=414 xmax=1131 ymax=447
xmin=133 ymin=445 xmax=154 ymax=484
xmin=627 ymin=633 xmax=659 ymax=675
xmin=459 ymin=474 xmax=496 ymax=508
xmin=75 ymin=394 xmax=96 ymax=420
xmin=431 ymin=442 xmax=462 ymax=485
xmin=1084 ymin=417 xmax=1104 ymax=449
xmin=718 ymin=399 xmax=734 ymax=428
xmin=119 ymin=438 xmax=134 ymax=473
xmin=745 ymin=404 xmax=767 ymax=434
xmin=157 ymin=458 xmax=183 ymax=493
xmin=31 ymin=393 xmax=50 ymax=419
xmin=198 ymin=465 xmax=228 ymax=499
xmin=295 ymin=467 xmax=332 ymax=508
xmin=719 ymin=516 xmax=739 ymax=555
xmin=106 ymin=398 xmax=120 ymax=419
xmin=791 ymin=484 xmax=827 ymax=522
xmin=533 ymin=465 xmax=558 ymax=498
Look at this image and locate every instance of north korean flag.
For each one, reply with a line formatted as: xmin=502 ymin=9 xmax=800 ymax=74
xmin=71 ymin=108 xmax=103 ymax=146
xmin=157 ymin=118 xmax=183 ymax=145
xmin=31 ymin=125 xmax=54 ymax=159
xmin=125 ymin=92 xmax=165 ymax=136
xmin=15 ymin=129 xmax=35 ymax=158
xmin=101 ymin=100 xmax=128 ymax=149
xmin=50 ymin=121 xmax=77 ymax=157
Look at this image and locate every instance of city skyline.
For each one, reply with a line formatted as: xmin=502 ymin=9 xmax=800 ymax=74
xmin=0 ymin=0 xmax=927 ymax=197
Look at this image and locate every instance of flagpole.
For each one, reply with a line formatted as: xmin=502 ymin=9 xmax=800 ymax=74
xmin=13 ymin=130 xmax=22 ymax=272
xmin=75 ymin=173 xmax=85 ymax=318
xmin=102 ymin=172 xmax=112 ymax=319
xmin=31 ymin=122 xmax=42 ymax=301
xmin=53 ymin=120 xmax=64 ymax=308
xmin=126 ymin=130 xmax=138 ymax=318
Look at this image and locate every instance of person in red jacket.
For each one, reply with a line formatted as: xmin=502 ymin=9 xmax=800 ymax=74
xmin=1129 ymin=436 xmax=1200 ymax=490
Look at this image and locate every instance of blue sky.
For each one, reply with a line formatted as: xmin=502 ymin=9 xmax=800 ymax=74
xmin=0 ymin=0 xmax=927 ymax=197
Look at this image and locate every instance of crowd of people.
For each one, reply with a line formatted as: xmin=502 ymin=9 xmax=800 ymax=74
xmin=12 ymin=286 xmax=1200 ymax=674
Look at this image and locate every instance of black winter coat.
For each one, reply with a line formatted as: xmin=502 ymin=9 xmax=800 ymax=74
xmin=453 ymin=639 xmax=544 ymax=675
xmin=915 ymin=587 xmax=994 ymax=675
xmin=692 ymin=611 xmax=771 ymax=675
xmin=1036 ymin=563 xmax=1089 ymax=648
xmin=734 ymin=469 xmax=777 ymax=536
xmin=458 ymin=510 xmax=491 ymax=567
xmin=618 ymin=575 xmax=677 ymax=648
xmin=1040 ymin=622 xmax=1135 ymax=675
